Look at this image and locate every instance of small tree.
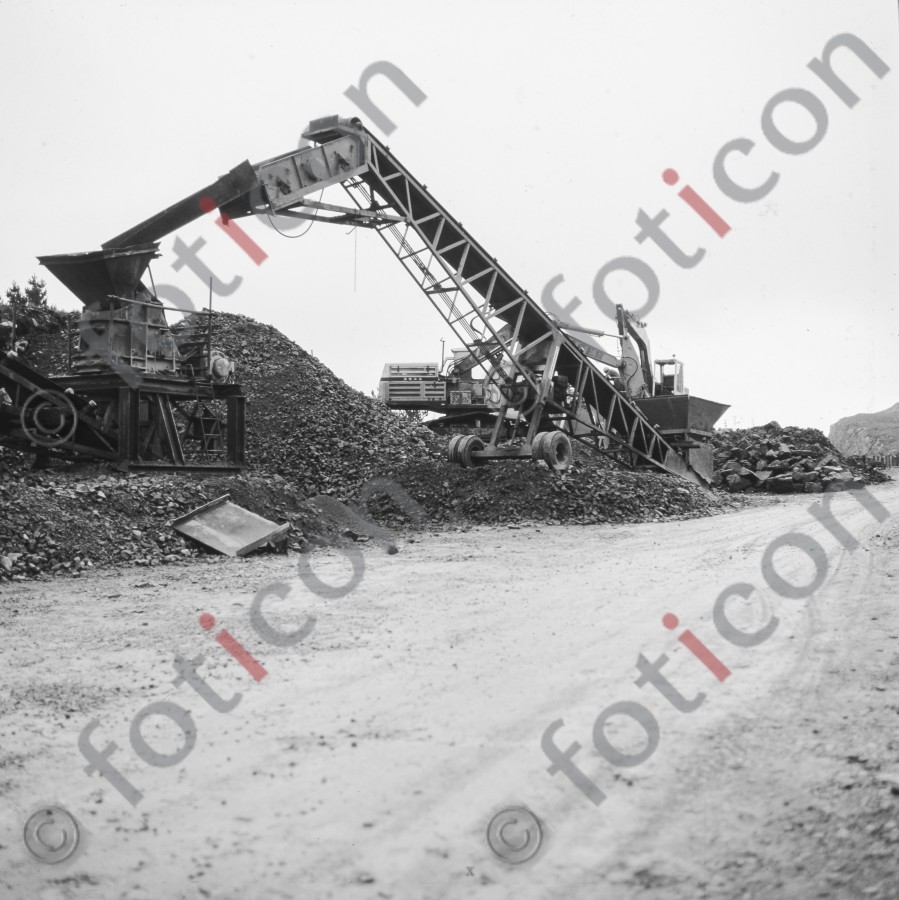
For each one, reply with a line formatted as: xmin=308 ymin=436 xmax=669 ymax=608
xmin=24 ymin=275 xmax=47 ymax=307
xmin=3 ymin=276 xmax=52 ymax=345
xmin=5 ymin=280 xmax=24 ymax=309
xmin=3 ymin=281 xmax=24 ymax=344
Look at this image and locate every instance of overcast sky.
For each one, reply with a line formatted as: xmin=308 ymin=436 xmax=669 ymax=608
xmin=1 ymin=0 xmax=897 ymax=432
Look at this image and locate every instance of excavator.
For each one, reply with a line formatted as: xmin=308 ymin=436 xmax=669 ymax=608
xmin=378 ymin=303 xmax=724 ymax=480
xmin=2 ymin=114 xmax=726 ymax=483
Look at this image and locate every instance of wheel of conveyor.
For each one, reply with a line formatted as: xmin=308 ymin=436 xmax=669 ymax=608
xmin=447 ymin=434 xmax=465 ymax=464
xmin=541 ymin=432 xmax=572 ymax=471
xmin=531 ymin=432 xmax=549 ymax=461
xmin=458 ymin=434 xmax=486 ymax=467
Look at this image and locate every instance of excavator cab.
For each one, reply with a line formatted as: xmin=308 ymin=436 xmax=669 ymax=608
xmin=654 ymin=358 xmax=685 ymax=396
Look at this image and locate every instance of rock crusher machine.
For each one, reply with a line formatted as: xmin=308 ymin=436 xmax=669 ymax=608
xmin=0 ymin=244 xmax=245 ymax=471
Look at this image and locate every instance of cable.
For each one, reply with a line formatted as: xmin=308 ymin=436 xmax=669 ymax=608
xmin=266 ymin=207 xmax=315 ymax=238
xmin=265 ymin=188 xmax=324 ymax=238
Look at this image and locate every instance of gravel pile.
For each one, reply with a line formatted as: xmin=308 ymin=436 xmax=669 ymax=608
xmin=710 ymin=422 xmax=892 ymax=493
xmin=192 ymin=313 xmax=734 ymax=527
xmin=188 ymin=313 xmax=445 ymax=498
xmin=378 ymin=452 xmax=728 ymax=526
xmin=1 ymin=312 xmax=749 ymax=581
xmin=0 ymin=463 xmax=329 ymax=582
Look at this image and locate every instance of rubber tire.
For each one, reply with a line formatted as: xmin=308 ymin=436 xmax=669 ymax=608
xmin=541 ymin=432 xmax=572 ymax=471
xmin=531 ymin=431 xmax=549 ymax=462
xmin=447 ymin=434 xmax=465 ymax=464
xmin=458 ymin=434 xmax=486 ymax=467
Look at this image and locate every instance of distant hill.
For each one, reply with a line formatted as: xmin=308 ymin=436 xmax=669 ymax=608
xmin=829 ymin=402 xmax=899 ymax=456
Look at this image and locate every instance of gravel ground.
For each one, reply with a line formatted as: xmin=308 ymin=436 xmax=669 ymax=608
xmin=1 ymin=481 xmax=897 ymax=900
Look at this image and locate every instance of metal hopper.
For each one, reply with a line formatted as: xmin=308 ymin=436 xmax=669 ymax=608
xmin=634 ymin=394 xmax=729 ymax=435
xmin=38 ymin=244 xmax=159 ymax=309
xmin=634 ymin=394 xmax=729 ymax=484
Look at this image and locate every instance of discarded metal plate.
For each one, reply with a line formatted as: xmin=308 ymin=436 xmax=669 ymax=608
xmin=172 ymin=494 xmax=289 ymax=557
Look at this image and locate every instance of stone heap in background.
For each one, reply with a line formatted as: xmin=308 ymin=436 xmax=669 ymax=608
xmin=709 ymin=422 xmax=891 ymax=493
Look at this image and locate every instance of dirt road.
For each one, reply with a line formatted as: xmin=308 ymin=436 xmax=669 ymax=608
xmin=2 ymin=482 xmax=898 ymax=900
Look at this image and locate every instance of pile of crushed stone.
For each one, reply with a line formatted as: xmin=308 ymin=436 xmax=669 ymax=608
xmin=0 ymin=464 xmax=336 ymax=581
